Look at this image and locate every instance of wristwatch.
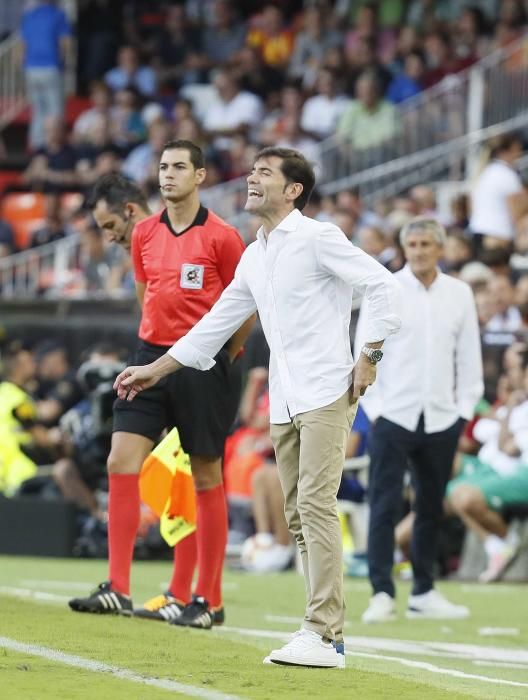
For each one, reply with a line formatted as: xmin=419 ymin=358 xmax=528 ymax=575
xmin=361 ymin=346 xmax=384 ymax=364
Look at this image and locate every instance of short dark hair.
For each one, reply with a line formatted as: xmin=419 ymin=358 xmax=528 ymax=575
xmin=161 ymin=140 xmax=204 ymax=170
xmin=255 ymin=147 xmax=316 ymax=211
xmin=85 ymin=174 xmax=148 ymax=215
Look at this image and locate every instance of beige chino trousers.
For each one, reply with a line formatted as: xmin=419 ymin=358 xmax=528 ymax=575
xmin=270 ymin=391 xmax=357 ymax=643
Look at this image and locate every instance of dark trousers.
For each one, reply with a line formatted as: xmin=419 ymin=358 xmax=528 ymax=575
xmin=367 ymin=415 xmax=463 ymax=597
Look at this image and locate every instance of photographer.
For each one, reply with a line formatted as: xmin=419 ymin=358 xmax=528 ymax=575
xmin=51 ymin=344 xmax=125 ymax=520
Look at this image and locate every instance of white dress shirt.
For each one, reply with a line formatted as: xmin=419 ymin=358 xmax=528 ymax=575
xmin=169 ymin=209 xmax=402 ymax=423
xmin=355 ymin=265 xmax=484 ymax=433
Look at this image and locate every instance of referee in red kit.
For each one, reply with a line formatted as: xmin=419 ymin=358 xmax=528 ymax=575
xmin=70 ymin=140 xmax=255 ymax=628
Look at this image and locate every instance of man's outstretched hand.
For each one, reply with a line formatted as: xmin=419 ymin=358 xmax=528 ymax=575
xmin=114 ymin=363 xmax=161 ymax=401
xmin=114 ymin=353 xmax=183 ymax=401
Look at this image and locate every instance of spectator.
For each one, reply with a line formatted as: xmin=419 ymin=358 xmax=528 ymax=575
xmin=23 ymin=116 xmax=78 ymax=194
xmin=422 ymin=30 xmax=476 ymax=88
xmin=153 ymin=4 xmax=201 ymax=92
xmin=109 ymin=87 xmax=146 ymax=152
xmin=246 ymin=4 xmax=294 ymax=69
xmin=337 ymin=70 xmax=398 ymax=151
xmin=343 ymin=1 xmax=397 ymax=66
xmin=200 ymin=0 xmax=247 ymax=69
xmin=288 ymin=5 xmax=342 ymax=88
xmin=77 ymin=0 xmax=121 ymax=89
xmin=442 ymin=232 xmax=473 ymax=275
xmin=121 ymin=119 xmax=171 ymax=185
xmin=104 ymin=45 xmax=157 ymax=99
xmin=0 ymin=341 xmax=60 ymax=495
xmin=232 ymin=46 xmax=285 ymax=102
xmin=470 ymin=134 xmax=528 ymax=252
xmin=72 ymin=81 xmax=113 ymax=145
xmin=447 ymin=359 xmax=528 ymax=583
xmin=258 ymin=82 xmax=303 ymax=146
xmin=30 ymin=194 xmax=70 ymax=249
xmin=409 ymin=185 xmax=439 ymax=217
xmin=19 ymin=0 xmax=72 ymax=149
xmin=343 ymin=35 xmax=393 ymax=97
xmin=357 ymin=225 xmax=393 ymax=264
xmin=33 ymin=339 xmax=83 ymax=426
xmin=455 ymin=6 xmax=492 ymax=61
xmin=484 ymin=273 xmax=522 ymax=338
xmin=300 ymin=68 xmax=350 ymax=141
xmin=202 ymin=69 xmax=263 ymax=152
xmin=386 ymin=50 xmax=425 ymax=104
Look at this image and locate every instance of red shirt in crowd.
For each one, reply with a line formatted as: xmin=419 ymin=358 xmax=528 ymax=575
xmin=131 ymin=206 xmax=245 ymax=346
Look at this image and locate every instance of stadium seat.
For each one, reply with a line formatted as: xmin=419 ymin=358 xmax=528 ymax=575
xmin=1 ymin=192 xmax=46 ymax=249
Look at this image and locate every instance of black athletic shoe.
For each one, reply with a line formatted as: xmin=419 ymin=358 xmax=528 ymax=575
xmin=169 ymin=595 xmax=215 ymax=629
xmin=134 ymin=593 xmax=185 ymax=622
xmin=68 ymin=581 xmax=133 ymax=615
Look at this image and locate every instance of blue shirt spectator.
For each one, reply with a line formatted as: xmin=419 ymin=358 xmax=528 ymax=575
xmin=104 ymin=46 xmax=157 ymax=99
xmin=386 ymin=51 xmax=425 ymax=105
xmin=20 ymin=1 xmax=71 ymax=69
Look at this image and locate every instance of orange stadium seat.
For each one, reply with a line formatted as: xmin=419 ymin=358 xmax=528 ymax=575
xmin=1 ymin=192 xmax=46 ymax=249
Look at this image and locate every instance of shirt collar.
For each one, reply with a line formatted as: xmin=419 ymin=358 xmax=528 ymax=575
xmin=160 ymin=205 xmax=208 ymax=237
xmin=256 ymin=208 xmax=303 ymax=244
xmin=401 ymin=263 xmax=443 ymax=289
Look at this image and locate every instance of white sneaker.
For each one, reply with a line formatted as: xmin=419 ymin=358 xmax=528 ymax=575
xmin=266 ymin=630 xmax=340 ymax=668
xmin=406 ymin=589 xmax=469 ymax=619
xmin=361 ymin=592 xmax=396 ymax=624
xmin=479 ymin=541 xmax=520 ymax=583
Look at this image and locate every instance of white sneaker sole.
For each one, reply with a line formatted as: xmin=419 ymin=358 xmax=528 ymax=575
xmin=406 ymin=609 xmax=469 ymax=620
xmin=268 ymin=651 xmax=339 ymax=668
xmin=264 ymin=653 xmax=345 ymax=669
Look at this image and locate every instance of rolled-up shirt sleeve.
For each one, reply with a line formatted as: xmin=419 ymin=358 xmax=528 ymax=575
xmin=315 ymin=226 xmax=402 ymax=342
xmin=168 ymin=256 xmax=257 ymax=370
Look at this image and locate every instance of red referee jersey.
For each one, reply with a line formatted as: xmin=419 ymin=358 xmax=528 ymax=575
xmin=131 ymin=205 xmax=245 ymax=346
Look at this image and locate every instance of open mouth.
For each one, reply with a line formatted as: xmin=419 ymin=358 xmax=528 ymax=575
xmin=247 ymin=189 xmax=263 ymax=200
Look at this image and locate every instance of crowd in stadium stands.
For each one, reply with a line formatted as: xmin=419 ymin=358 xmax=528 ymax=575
xmin=1 ymin=1 xmax=528 ymax=580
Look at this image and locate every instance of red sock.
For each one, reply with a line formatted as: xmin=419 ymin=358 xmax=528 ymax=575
xmin=168 ymin=531 xmax=197 ymax=603
xmin=194 ymin=483 xmax=227 ymax=608
xmin=108 ymin=473 xmax=140 ymax=596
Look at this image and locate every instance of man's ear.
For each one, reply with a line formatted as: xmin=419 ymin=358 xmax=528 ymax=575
xmin=286 ymin=182 xmax=303 ymax=203
xmin=195 ymin=167 xmax=207 ymax=185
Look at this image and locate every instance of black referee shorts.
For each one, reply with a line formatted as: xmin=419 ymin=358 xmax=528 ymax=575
xmin=113 ymin=341 xmax=242 ymax=458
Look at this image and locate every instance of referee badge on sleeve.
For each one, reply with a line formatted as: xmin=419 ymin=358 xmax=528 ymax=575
xmin=181 ymin=264 xmax=204 ymax=289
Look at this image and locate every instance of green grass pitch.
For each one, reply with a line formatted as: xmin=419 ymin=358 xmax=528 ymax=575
xmin=0 ymin=556 xmax=527 ymax=699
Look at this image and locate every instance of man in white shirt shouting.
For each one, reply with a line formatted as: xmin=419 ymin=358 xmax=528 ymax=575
xmin=356 ymin=216 xmax=484 ymax=624
xmin=114 ymin=147 xmax=402 ymax=668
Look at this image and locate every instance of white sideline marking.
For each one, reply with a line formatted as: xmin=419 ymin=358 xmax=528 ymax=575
xmin=218 ymin=626 xmax=528 ymax=687
xmin=0 ymin=636 xmax=242 ymax=700
xmin=478 ymin=627 xmax=520 ymax=636
xmin=473 ymin=661 xmax=528 ymax=670
xmin=345 ymin=649 xmax=528 ymax=689
xmin=20 ymin=579 xmax=95 ymax=591
xmin=0 ymin=586 xmax=70 ymax=603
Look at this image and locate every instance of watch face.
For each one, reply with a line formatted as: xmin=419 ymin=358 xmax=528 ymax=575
xmin=371 ymin=350 xmax=383 ymax=362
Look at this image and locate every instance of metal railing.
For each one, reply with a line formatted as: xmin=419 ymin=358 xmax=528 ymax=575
xmin=0 ymin=234 xmax=80 ymax=298
xmin=0 ymin=34 xmax=26 ymax=130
